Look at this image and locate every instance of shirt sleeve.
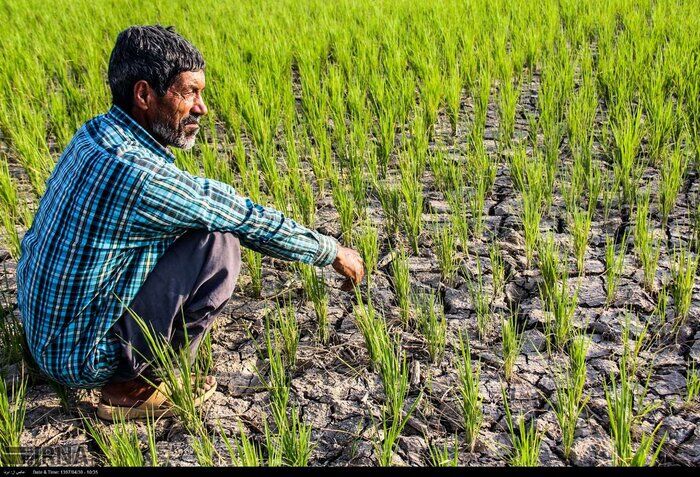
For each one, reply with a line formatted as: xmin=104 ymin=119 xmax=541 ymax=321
xmin=130 ymin=162 xmax=338 ymax=267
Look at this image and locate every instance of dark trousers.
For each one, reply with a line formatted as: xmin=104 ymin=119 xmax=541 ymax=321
xmin=108 ymin=229 xmax=241 ymax=383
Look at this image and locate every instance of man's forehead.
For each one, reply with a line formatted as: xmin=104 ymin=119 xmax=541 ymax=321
xmin=172 ymin=70 xmax=205 ymax=88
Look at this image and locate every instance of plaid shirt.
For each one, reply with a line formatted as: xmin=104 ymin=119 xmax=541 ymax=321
xmin=16 ymin=105 xmax=338 ymax=388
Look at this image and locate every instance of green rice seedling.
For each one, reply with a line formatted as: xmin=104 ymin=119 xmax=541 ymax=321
xmin=377 ymin=182 xmax=402 ymax=240
xmin=501 ymin=309 xmax=523 ymax=381
xmin=332 ymin=181 xmax=356 ymax=243
xmin=220 ymin=421 xmax=263 ymax=466
xmin=468 ymin=174 xmax=489 ymax=240
xmin=569 ymin=205 xmax=593 ymax=275
xmin=1 ymin=213 xmax=20 ymax=260
xmin=521 ymin=187 xmax=542 ymax=268
xmin=634 ymin=192 xmax=662 ymax=292
xmin=490 ymin=240 xmax=507 ymax=298
xmin=457 ymin=331 xmax=483 ymax=451
xmin=549 ymin=368 xmax=588 ymax=460
xmin=544 ymin=274 xmax=579 ymax=350
xmin=501 ymin=386 xmax=542 ymax=466
xmin=260 ymin=318 xmax=293 ymax=441
xmin=447 ymin=190 xmax=470 ymax=253
xmin=390 ymin=247 xmax=412 ymax=326
xmin=445 ymin=65 xmax=462 ymax=137
xmin=83 ymin=410 xmax=158 ymax=467
xmin=243 ymin=248 xmax=263 ymax=298
xmin=400 ymin=171 xmax=424 ymax=255
xmin=120 ymin=305 xmax=211 ymax=438
xmin=277 ymin=405 xmax=313 ymax=467
xmin=670 ymin=247 xmax=699 ymax=324
xmin=498 ymin=77 xmax=520 ymax=149
xmin=692 ymin=198 xmax=700 ymax=253
xmin=0 ymin=302 xmax=23 ymax=368
xmin=353 ymin=291 xmax=391 ymax=369
xmin=0 ymin=157 xmax=18 ymax=216
xmin=538 ymin=233 xmax=563 ymax=299
xmin=610 ymin=108 xmax=644 ymax=207
xmin=0 ymin=372 xmax=27 ymax=466
xmin=526 ymin=113 xmax=539 ymax=148
xmin=468 ymin=261 xmax=491 ymax=338
xmin=568 ymin=331 xmax=590 ymax=400
xmin=434 ymin=223 xmax=458 ymax=285
xmin=686 ymin=362 xmax=700 ymax=403
xmin=547 ymin=333 xmax=590 ymax=460
xmin=261 ymin=421 xmax=284 ymax=467
xmin=273 ymin=301 xmax=299 ymax=369
xmin=427 ymin=435 xmax=459 ymax=466
xmin=509 ymin=146 xmax=528 ymax=193
xmin=374 ymin=394 xmax=421 ymax=467
xmin=429 ymin=148 xmax=463 ymax=196
xmin=605 ymin=233 xmax=628 ymax=306
xmin=378 ymin=333 xmax=411 ymax=425
xmin=355 ymin=221 xmax=379 ymax=289
xmin=298 ymin=264 xmax=330 ymax=344
xmin=413 ymin=291 xmax=446 ymax=363
xmin=604 ymin=318 xmax=665 ymax=466
xmin=658 ymin=144 xmax=688 ymax=227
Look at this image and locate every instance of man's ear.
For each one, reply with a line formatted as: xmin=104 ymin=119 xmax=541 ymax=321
xmin=133 ymin=80 xmax=151 ymax=111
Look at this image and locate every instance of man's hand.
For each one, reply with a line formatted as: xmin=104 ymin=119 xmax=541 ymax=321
xmin=332 ymin=245 xmax=365 ymax=291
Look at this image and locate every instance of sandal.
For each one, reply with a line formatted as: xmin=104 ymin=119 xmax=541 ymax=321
xmin=97 ymin=374 xmax=217 ymax=421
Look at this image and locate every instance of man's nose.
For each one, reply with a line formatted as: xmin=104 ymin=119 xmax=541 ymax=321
xmin=191 ymin=96 xmax=208 ymax=116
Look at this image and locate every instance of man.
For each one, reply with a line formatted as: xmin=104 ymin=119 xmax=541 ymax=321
xmin=16 ymin=25 xmax=364 ymax=420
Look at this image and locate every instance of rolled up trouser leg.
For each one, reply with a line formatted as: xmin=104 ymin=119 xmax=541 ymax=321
xmin=108 ymin=229 xmax=241 ymax=383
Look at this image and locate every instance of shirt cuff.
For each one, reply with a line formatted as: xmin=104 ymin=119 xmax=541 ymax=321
xmin=312 ymin=234 xmax=339 ymax=267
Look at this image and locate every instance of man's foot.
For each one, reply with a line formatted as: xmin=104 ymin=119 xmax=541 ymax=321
xmin=100 ymin=375 xmax=216 ymax=407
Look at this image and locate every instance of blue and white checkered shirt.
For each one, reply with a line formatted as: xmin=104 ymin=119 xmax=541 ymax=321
xmin=16 ymin=105 xmax=338 ymax=388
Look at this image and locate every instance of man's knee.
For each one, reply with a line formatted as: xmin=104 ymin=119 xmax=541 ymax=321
xmin=199 ymin=231 xmax=241 ymax=301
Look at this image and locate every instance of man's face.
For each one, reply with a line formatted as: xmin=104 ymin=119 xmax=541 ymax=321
xmin=149 ymin=70 xmax=207 ymax=150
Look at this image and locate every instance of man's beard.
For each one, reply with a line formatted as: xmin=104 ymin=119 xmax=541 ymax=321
xmin=151 ymin=112 xmax=200 ymax=150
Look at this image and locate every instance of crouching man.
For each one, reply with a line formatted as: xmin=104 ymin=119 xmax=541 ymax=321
xmin=16 ymin=25 xmax=364 ymax=421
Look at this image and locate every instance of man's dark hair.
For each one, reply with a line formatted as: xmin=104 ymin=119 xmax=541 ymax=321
xmin=108 ymin=25 xmax=205 ymax=110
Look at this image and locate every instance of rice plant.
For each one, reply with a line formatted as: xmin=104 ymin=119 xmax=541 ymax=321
xmin=243 ymin=248 xmax=263 ymax=298
xmin=0 ymin=372 xmax=27 ymax=466
xmin=355 ymin=220 xmax=379 ymax=289
xmin=220 ymin=421 xmax=264 ymax=466
xmin=669 ymin=247 xmax=699 ymax=324
xmin=569 ymin=205 xmax=593 ymax=275
xmin=427 ymin=436 xmax=459 ymax=466
xmin=82 ymin=410 xmax=159 ymax=467
xmin=489 ymin=240 xmax=507 ymax=298
xmin=605 ymin=232 xmax=628 ymax=306
xmin=413 ymin=291 xmax=447 ymax=363
xmin=273 ymin=300 xmax=299 ymax=369
xmin=122 ymin=305 xmax=212 ymax=437
xmin=434 ymin=223 xmax=458 ymax=285
xmin=501 ymin=386 xmax=542 ymax=466
xmin=353 ymin=291 xmax=391 ymax=369
xmin=298 ymin=264 xmax=330 ymax=344
xmin=401 ymin=170 xmax=424 ymax=255
xmin=457 ymin=331 xmax=483 ymax=451
xmin=543 ymin=275 xmax=579 ymax=350
xmin=658 ymin=144 xmax=688 ymax=227
xmin=604 ymin=317 xmax=666 ymax=466
xmin=501 ymin=309 xmax=524 ymax=381
xmin=686 ymin=362 xmax=700 ymax=403
xmin=467 ymin=261 xmax=491 ymax=338
xmin=634 ymin=191 xmax=662 ymax=292
xmin=547 ymin=332 xmax=590 ymax=460
xmin=332 ymin=181 xmax=356 ymax=243
xmin=390 ymin=247 xmax=412 ymax=326
xmin=521 ymin=187 xmax=543 ymax=268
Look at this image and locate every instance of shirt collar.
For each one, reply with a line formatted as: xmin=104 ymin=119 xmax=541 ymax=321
xmin=106 ymin=105 xmax=176 ymax=163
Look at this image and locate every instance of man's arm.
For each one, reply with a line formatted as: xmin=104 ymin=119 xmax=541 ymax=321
xmin=131 ymin=162 xmax=364 ymax=287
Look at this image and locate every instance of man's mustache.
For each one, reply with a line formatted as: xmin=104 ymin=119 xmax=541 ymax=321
xmin=181 ymin=116 xmax=200 ymax=127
